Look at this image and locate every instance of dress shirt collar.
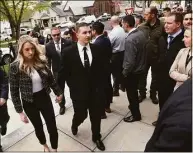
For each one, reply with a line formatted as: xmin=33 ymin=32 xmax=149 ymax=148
xmin=54 ymin=39 xmax=61 ymax=44
xmin=168 ymin=29 xmax=182 ymax=39
xmin=126 ymin=28 xmax=136 ymax=37
xmin=77 ymin=42 xmax=90 ymax=52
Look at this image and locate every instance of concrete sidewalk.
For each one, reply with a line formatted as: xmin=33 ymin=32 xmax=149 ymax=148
xmin=1 ymin=73 xmax=159 ymax=152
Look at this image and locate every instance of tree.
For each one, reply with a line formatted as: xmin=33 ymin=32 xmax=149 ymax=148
xmin=0 ymin=0 xmax=50 ymax=41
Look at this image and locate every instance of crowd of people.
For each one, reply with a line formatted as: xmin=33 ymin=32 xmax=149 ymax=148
xmin=0 ymin=4 xmax=192 ymax=152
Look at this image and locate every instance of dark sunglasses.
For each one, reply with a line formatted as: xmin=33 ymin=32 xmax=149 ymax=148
xmin=52 ymin=33 xmax=60 ymax=37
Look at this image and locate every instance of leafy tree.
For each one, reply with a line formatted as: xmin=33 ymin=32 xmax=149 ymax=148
xmin=0 ymin=0 xmax=50 ymax=41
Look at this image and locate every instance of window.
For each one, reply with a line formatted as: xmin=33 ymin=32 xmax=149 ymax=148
xmin=54 ymin=17 xmax=56 ymax=21
xmin=51 ymin=18 xmax=53 ymax=23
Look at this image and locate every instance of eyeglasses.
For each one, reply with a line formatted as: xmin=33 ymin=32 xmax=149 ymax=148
xmin=52 ymin=33 xmax=60 ymax=37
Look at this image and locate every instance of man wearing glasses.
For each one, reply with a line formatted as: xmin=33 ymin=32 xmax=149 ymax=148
xmin=45 ymin=27 xmax=72 ymax=115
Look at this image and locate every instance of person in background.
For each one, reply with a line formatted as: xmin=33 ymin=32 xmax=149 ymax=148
xmin=135 ymin=15 xmax=144 ymax=28
xmin=169 ymin=28 xmax=192 ymax=91
xmin=122 ymin=15 xmax=147 ymax=122
xmin=91 ymin=21 xmax=113 ymax=119
xmin=108 ymin=16 xmax=126 ymax=96
xmin=183 ymin=13 xmax=192 ymax=30
xmin=9 ymin=35 xmax=63 ymax=152
xmin=45 ymin=34 xmax=52 ymax=44
xmin=63 ymin=30 xmax=72 ymax=40
xmin=160 ymin=7 xmax=171 ymax=22
xmin=0 ymin=67 xmax=9 ymax=152
xmin=33 ymin=38 xmax=45 ymax=55
xmin=145 ymin=78 xmax=192 ymax=152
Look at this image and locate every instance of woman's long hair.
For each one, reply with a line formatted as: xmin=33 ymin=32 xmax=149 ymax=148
xmin=16 ymin=35 xmax=48 ymax=75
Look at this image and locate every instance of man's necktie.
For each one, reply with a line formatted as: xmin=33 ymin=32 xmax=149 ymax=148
xmin=167 ymin=36 xmax=174 ymax=49
xmin=83 ymin=47 xmax=90 ymax=71
xmin=56 ymin=42 xmax=60 ymax=52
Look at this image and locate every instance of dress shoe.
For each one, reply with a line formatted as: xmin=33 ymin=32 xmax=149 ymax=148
xmin=124 ymin=115 xmax=141 ymax=123
xmin=71 ymin=126 xmax=78 ymax=135
xmin=93 ymin=139 xmax=105 ymax=151
xmin=59 ymin=107 xmax=65 ymax=115
xmin=105 ymin=108 xmax=111 ymax=113
xmin=0 ymin=145 xmax=2 ymax=152
xmin=1 ymin=125 xmax=7 ymax=136
xmin=101 ymin=114 xmax=107 ymax=119
xmin=138 ymin=95 xmax=146 ymax=103
xmin=152 ymin=121 xmax=157 ymax=126
xmin=113 ymin=90 xmax=119 ymax=96
xmin=150 ymin=96 xmax=159 ymax=104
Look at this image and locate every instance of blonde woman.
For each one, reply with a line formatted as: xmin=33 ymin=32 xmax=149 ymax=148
xmin=9 ymin=35 xmax=63 ymax=152
xmin=169 ymin=29 xmax=192 ymax=91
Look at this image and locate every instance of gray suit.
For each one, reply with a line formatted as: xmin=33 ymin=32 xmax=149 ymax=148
xmin=123 ymin=28 xmax=147 ymax=118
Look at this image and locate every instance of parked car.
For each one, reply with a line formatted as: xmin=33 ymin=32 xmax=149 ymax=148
xmin=96 ymin=13 xmax=111 ymax=22
xmin=20 ymin=28 xmax=32 ymax=35
xmin=0 ymin=34 xmax=12 ymax=41
xmin=0 ymin=47 xmax=14 ymax=65
xmin=76 ymin=15 xmax=96 ymax=24
xmin=56 ymin=21 xmax=75 ymax=28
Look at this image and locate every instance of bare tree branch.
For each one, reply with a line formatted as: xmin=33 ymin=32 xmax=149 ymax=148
xmin=17 ymin=0 xmax=25 ymax=23
xmin=12 ymin=0 xmax=18 ymax=22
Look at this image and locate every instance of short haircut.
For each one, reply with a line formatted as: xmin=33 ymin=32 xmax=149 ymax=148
xmin=51 ymin=27 xmax=60 ymax=32
xmin=135 ymin=15 xmax=144 ymax=24
xmin=150 ymin=6 xmax=158 ymax=16
xmin=169 ymin=12 xmax=183 ymax=25
xmin=92 ymin=21 xmax=104 ymax=34
xmin=75 ymin=22 xmax=89 ymax=32
xmin=163 ymin=7 xmax=171 ymax=12
xmin=122 ymin=15 xmax=135 ymax=27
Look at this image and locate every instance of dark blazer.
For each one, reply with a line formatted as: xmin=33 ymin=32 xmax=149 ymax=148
xmin=123 ymin=28 xmax=147 ymax=76
xmin=0 ymin=67 xmax=9 ymax=126
xmin=45 ymin=38 xmax=72 ymax=73
xmin=157 ymin=30 xmax=185 ymax=90
xmin=58 ymin=43 xmax=106 ymax=107
xmin=9 ymin=61 xmax=62 ymax=113
xmin=145 ymin=79 xmax=192 ymax=152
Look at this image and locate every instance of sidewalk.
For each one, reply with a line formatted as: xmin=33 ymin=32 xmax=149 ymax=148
xmin=1 ymin=73 xmax=159 ymax=152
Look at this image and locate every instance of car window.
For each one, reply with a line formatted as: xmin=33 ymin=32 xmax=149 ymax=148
xmin=21 ymin=29 xmax=25 ymax=31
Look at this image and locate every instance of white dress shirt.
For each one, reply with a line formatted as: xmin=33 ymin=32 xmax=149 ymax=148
xmin=77 ymin=42 xmax=92 ymax=66
xmin=54 ymin=39 xmax=61 ymax=52
xmin=167 ymin=29 xmax=182 ymax=44
xmin=30 ymin=69 xmax=43 ymax=93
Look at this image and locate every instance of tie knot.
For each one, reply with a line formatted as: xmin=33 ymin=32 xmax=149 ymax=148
xmin=83 ymin=47 xmax=87 ymax=51
xmin=169 ymin=36 xmax=174 ymax=39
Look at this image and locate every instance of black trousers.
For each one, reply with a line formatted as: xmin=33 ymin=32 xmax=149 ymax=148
xmin=111 ymin=52 xmax=124 ymax=91
xmin=72 ymin=100 xmax=102 ymax=141
xmin=23 ymin=89 xmax=58 ymax=149
xmin=138 ymin=62 xmax=158 ymax=97
xmin=105 ymin=73 xmax=113 ymax=109
xmin=0 ymin=103 xmax=10 ymax=127
xmin=125 ymin=74 xmax=141 ymax=118
xmin=53 ymin=71 xmax=66 ymax=108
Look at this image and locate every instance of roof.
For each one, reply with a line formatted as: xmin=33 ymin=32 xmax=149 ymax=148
xmin=51 ymin=6 xmax=67 ymax=17
xmin=70 ymin=6 xmax=86 ymax=16
xmin=40 ymin=13 xmax=50 ymax=19
xmin=64 ymin=1 xmax=94 ymax=11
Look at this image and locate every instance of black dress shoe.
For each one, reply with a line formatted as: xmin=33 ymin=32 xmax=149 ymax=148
xmin=59 ymin=107 xmax=66 ymax=115
xmin=151 ymin=97 xmax=159 ymax=104
xmin=1 ymin=125 xmax=7 ymax=136
xmin=124 ymin=115 xmax=141 ymax=123
xmin=101 ymin=114 xmax=107 ymax=119
xmin=138 ymin=95 xmax=146 ymax=103
xmin=152 ymin=121 xmax=157 ymax=126
xmin=71 ymin=126 xmax=78 ymax=135
xmin=93 ymin=139 xmax=105 ymax=151
xmin=0 ymin=145 xmax=2 ymax=152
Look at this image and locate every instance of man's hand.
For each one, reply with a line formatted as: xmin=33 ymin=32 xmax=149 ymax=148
xmin=0 ymin=98 xmax=6 ymax=106
xmin=56 ymin=94 xmax=63 ymax=103
xmin=19 ymin=112 xmax=29 ymax=124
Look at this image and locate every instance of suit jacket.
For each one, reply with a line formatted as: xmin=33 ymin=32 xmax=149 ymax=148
xmin=58 ymin=43 xmax=106 ymax=107
xmin=169 ymin=48 xmax=192 ymax=90
xmin=9 ymin=61 xmax=62 ymax=113
xmin=157 ymin=30 xmax=185 ymax=90
xmin=145 ymin=79 xmax=192 ymax=152
xmin=45 ymin=38 xmax=72 ymax=73
xmin=123 ymin=28 xmax=147 ymax=76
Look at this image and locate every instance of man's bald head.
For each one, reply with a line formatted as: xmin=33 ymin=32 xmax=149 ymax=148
xmin=110 ymin=15 xmax=120 ymax=26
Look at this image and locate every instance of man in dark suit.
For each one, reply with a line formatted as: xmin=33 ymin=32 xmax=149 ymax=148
xmin=0 ymin=67 xmax=9 ymax=152
xmin=91 ymin=21 xmax=113 ymax=119
xmin=58 ymin=22 xmax=106 ymax=151
xmin=121 ymin=15 xmax=147 ymax=122
xmin=45 ymin=27 xmax=72 ymax=115
xmin=145 ymin=79 xmax=192 ymax=152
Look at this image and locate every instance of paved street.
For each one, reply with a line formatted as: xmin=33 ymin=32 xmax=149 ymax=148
xmin=1 ymin=70 xmax=159 ymax=152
